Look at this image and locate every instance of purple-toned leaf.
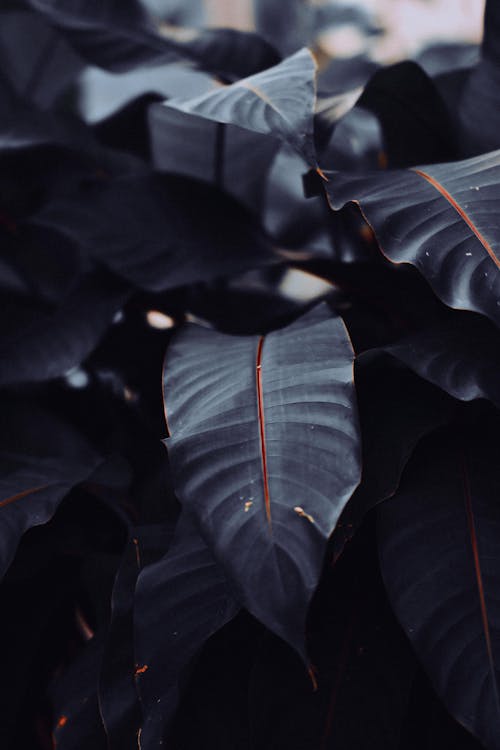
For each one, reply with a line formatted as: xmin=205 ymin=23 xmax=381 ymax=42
xmin=162 ymin=302 xmax=361 ymax=653
xmin=325 ymin=150 xmax=500 ymax=328
xmin=331 ymin=357 xmax=452 ymax=563
xmin=150 ymin=48 xmax=318 ymax=173
xmin=0 ymin=10 xmax=82 ymax=108
xmin=24 ymin=0 xmax=280 ymax=77
xmin=31 ymin=174 xmax=276 ymax=292
xmin=134 ymin=512 xmax=239 ymax=749
xmin=99 ymin=525 xmax=174 ymax=749
xmin=0 ymin=274 xmax=129 ymax=385
xmin=0 ymin=402 xmax=102 ymax=577
xmin=379 ymin=421 xmax=500 ymax=750
xmin=370 ymin=309 xmax=500 ymax=409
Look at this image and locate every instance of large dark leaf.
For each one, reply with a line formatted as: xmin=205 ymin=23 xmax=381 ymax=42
xmin=162 ymin=302 xmax=361 ymax=653
xmin=0 ymin=274 xmax=129 ymax=385
xmin=31 ymin=174 xmax=276 ymax=292
xmin=0 ymin=10 xmax=81 ymax=108
xmin=24 ymin=0 xmax=279 ymax=77
xmin=150 ymin=48 xmax=318 ymax=170
xmin=250 ymin=521 xmax=417 ymax=750
xmin=378 ymin=419 xmax=500 ymax=750
xmin=148 ymin=48 xmax=325 ymax=211
xmin=331 ymin=356 xmax=453 ymax=562
xmin=370 ymin=309 xmax=500 ymax=410
xmin=134 ymin=512 xmax=239 ymax=749
xmin=0 ymin=402 xmax=102 ymax=577
xmin=99 ymin=525 xmax=174 ymax=749
xmin=325 ymin=150 xmax=500 ymax=329
xmin=356 ymin=61 xmax=456 ymax=168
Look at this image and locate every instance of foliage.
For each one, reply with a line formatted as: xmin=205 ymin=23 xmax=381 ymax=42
xmin=1 ymin=1 xmax=499 ymax=748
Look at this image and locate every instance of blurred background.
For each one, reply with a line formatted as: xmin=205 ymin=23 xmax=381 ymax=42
xmin=143 ymin=0 xmax=485 ymax=63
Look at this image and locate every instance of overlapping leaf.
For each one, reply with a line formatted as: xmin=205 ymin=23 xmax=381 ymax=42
xmin=459 ymin=0 xmax=500 ymax=155
xmin=325 ymin=150 xmax=500 ymax=328
xmin=99 ymin=525 xmax=174 ymax=749
xmin=370 ymin=309 xmax=500 ymax=409
xmin=0 ymin=274 xmax=129 ymax=385
xmin=0 ymin=402 xmax=102 ymax=577
xmin=24 ymin=0 xmax=280 ymax=77
xmin=31 ymin=174 xmax=276 ymax=292
xmin=379 ymin=422 xmax=500 ymax=750
xmin=135 ymin=513 xmax=239 ymax=749
xmin=162 ymin=303 xmax=361 ymax=653
xmin=151 ymin=48 xmax=318 ymax=170
xmin=331 ymin=358 xmax=453 ymax=562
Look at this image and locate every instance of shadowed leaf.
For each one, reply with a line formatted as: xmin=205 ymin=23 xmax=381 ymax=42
xmin=0 ymin=402 xmax=102 ymax=577
xmin=379 ymin=421 xmax=500 ymax=750
xmin=134 ymin=512 xmax=239 ymax=749
xmin=24 ymin=0 xmax=280 ymax=77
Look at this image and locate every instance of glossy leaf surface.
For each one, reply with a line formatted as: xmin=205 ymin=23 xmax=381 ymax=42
xmin=25 ymin=0 xmax=279 ymax=77
xmin=152 ymin=48 xmax=318 ymax=168
xmin=325 ymin=150 xmax=500 ymax=328
xmin=373 ymin=309 xmax=500 ymax=409
xmin=162 ymin=303 xmax=361 ymax=652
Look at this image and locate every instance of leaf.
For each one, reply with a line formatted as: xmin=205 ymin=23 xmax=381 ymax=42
xmin=356 ymin=61 xmax=456 ymax=168
xmin=0 ymin=10 xmax=82 ymax=108
xmin=162 ymin=302 xmax=361 ymax=653
xmin=370 ymin=309 xmax=500 ymax=410
xmin=325 ymin=150 xmax=500 ymax=329
xmin=378 ymin=420 xmax=500 ymax=750
xmin=99 ymin=525 xmax=174 ymax=749
xmin=150 ymin=47 xmax=318 ymax=175
xmin=25 ymin=0 xmax=280 ymax=76
xmin=0 ymin=401 xmax=102 ymax=577
xmin=250 ymin=520 xmax=416 ymax=750
xmin=50 ymin=634 xmax=108 ymax=750
xmin=31 ymin=174 xmax=277 ymax=292
xmin=331 ymin=356 xmax=453 ymax=563
xmin=134 ymin=512 xmax=239 ymax=749
xmin=0 ymin=273 xmax=129 ymax=385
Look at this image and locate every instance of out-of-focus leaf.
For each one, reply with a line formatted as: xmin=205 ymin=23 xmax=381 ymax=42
xmin=379 ymin=420 xmax=500 ymax=750
xmin=24 ymin=0 xmax=280 ymax=77
xmin=135 ymin=512 xmax=239 ymax=749
xmin=0 ymin=401 xmax=102 ymax=577
xmin=31 ymin=174 xmax=277 ymax=291
xmin=162 ymin=303 xmax=361 ymax=653
xmin=356 ymin=61 xmax=456 ymax=167
xmin=78 ymin=62 xmax=212 ymax=123
xmin=331 ymin=357 xmax=453 ymax=562
xmin=250 ymin=522 xmax=416 ymax=750
xmin=370 ymin=309 xmax=500 ymax=410
xmin=0 ymin=10 xmax=81 ymax=108
xmin=50 ymin=634 xmax=107 ymax=750
xmin=325 ymin=150 xmax=500 ymax=329
xmin=0 ymin=273 xmax=129 ymax=385
xmin=459 ymin=0 xmax=500 ymax=155
xmin=99 ymin=525 xmax=174 ymax=749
